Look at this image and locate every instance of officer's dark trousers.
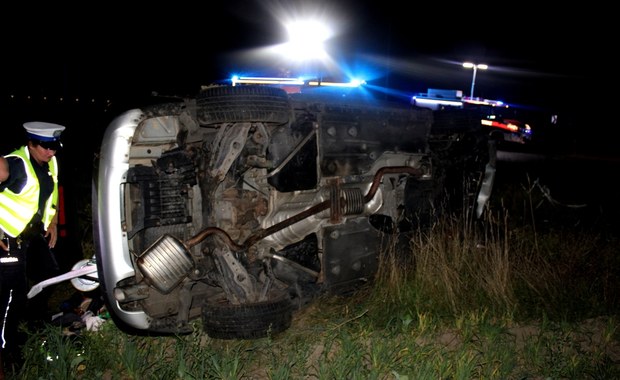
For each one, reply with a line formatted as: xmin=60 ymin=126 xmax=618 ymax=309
xmin=0 ymin=255 xmax=28 ymax=369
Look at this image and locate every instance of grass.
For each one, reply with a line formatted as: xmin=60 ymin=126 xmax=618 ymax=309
xmin=6 ymin=179 xmax=620 ymax=379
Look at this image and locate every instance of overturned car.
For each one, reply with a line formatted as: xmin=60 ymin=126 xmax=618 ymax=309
xmin=91 ymin=84 xmax=496 ymax=338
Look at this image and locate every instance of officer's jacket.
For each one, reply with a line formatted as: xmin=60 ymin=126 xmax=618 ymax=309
xmin=0 ymin=146 xmax=59 ymax=237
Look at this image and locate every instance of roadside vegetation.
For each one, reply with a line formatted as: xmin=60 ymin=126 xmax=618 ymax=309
xmin=8 ymin=175 xmax=620 ymax=379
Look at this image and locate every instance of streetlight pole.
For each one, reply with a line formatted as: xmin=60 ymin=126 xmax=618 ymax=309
xmin=462 ymin=62 xmax=488 ymax=98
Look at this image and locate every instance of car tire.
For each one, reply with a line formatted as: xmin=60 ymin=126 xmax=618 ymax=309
xmin=197 ymin=85 xmax=291 ymax=125
xmin=202 ymin=291 xmax=293 ymax=339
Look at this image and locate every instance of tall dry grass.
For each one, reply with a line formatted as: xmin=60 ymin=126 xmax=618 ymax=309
xmin=8 ymin=175 xmax=620 ymax=379
xmin=372 ymin=175 xmax=620 ymax=324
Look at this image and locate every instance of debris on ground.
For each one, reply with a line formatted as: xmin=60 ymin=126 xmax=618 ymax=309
xmin=50 ymin=290 xmax=108 ymax=335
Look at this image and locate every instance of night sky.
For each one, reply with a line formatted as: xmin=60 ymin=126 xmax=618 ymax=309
xmin=2 ymin=1 xmax=612 ymax=153
xmin=0 ymin=1 xmax=615 ymax=269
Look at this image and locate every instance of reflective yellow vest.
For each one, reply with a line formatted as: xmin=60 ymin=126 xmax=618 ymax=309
xmin=0 ymin=146 xmax=59 ymax=237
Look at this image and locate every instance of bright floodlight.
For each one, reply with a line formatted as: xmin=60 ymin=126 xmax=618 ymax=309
xmin=283 ymin=20 xmax=331 ymax=61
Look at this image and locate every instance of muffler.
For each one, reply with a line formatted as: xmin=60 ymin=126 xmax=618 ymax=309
xmin=137 ymin=227 xmax=242 ymax=294
xmin=137 ymin=234 xmax=195 ymax=294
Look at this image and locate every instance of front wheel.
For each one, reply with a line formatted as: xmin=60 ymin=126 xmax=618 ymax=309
xmin=197 ymin=85 xmax=291 ymax=125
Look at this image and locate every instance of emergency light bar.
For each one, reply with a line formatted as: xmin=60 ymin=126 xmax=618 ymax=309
xmin=231 ymin=76 xmax=366 ymax=88
xmin=462 ymin=97 xmax=507 ymax=108
xmin=232 ymin=76 xmax=305 ymax=86
xmin=411 ymin=97 xmax=463 ymax=108
xmin=307 ymin=79 xmax=366 ymax=87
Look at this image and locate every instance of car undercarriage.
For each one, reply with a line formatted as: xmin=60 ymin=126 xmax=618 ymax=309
xmin=92 ymin=85 xmax=496 ymax=338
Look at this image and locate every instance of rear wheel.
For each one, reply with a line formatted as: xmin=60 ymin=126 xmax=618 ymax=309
xmin=405 ymin=130 xmax=492 ymax=227
xmin=202 ymin=291 xmax=293 ymax=339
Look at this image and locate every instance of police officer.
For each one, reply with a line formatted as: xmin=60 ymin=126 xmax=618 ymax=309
xmin=0 ymin=121 xmax=65 ymax=373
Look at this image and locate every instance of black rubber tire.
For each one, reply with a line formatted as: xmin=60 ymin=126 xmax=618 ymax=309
xmin=197 ymin=85 xmax=291 ymax=125
xmin=202 ymin=293 xmax=293 ymax=339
